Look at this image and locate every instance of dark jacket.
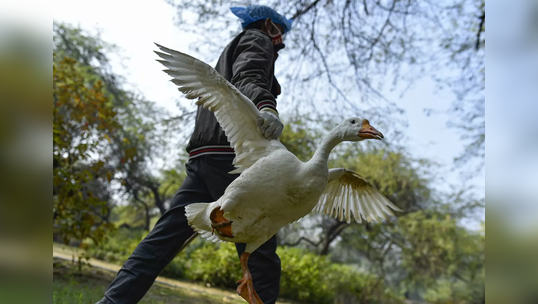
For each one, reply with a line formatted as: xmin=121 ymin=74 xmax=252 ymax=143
xmin=186 ymin=29 xmax=281 ymax=158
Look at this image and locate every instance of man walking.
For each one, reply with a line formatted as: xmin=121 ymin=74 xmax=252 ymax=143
xmin=97 ymin=5 xmax=293 ymax=304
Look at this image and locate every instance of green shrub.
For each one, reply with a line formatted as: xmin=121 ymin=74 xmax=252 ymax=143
xmin=85 ymin=230 xmax=403 ymax=303
xmin=86 ymin=227 xmax=188 ymax=280
xmin=160 ymin=254 xmax=188 ymax=280
xmin=423 ymin=278 xmax=485 ymax=304
xmin=278 ymin=246 xmax=333 ymax=303
xmin=328 ymin=264 xmax=403 ymax=304
xmin=278 ymin=246 xmax=403 ymax=304
xmin=183 ymin=242 xmax=241 ymax=289
xmin=86 ymin=228 xmax=146 ymax=263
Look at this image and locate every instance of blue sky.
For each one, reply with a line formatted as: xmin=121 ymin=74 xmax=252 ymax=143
xmin=52 ymin=0 xmax=485 ymax=213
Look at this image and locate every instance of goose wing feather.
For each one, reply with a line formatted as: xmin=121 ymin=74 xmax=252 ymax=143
xmin=314 ymin=168 xmax=401 ymax=223
xmin=155 ymin=44 xmax=284 ymax=173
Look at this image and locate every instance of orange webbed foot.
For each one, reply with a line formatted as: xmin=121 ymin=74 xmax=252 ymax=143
xmin=209 ymin=206 xmax=234 ymax=238
xmin=236 ymin=252 xmax=262 ymax=304
xmin=237 ymin=275 xmax=263 ymax=304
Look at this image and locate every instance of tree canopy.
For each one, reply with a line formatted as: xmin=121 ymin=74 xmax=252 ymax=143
xmin=53 ymin=22 xmax=185 ymax=239
xmin=53 ymin=54 xmax=120 ymax=244
xmin=166 ymin=0 xmax=485 ymax=171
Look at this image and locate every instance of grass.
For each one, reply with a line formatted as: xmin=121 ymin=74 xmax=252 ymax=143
xmin=53 ymin=258 xmax=244 ymax=304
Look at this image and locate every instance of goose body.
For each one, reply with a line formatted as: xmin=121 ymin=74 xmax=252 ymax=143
xmin=155 ymin=43 xmax=401 ymax=303
xmin=189 ymin=149 xmax=328 ymax=249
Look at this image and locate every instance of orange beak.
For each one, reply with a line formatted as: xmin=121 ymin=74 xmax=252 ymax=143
xmin=358 ymin=119 xmax=384 ymax=140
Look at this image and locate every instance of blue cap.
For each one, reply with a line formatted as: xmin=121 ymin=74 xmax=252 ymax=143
xmin=230 ymin=5 xmax=293 ymax=34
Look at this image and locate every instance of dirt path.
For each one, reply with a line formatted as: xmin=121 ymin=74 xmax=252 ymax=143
xmin=53 ymin=244 xmax=294 ymax=304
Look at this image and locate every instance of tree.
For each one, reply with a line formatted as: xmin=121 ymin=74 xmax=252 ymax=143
xmin=53 ymin=55 xmax=121 ymax=245
xmin=53 ymin=22 xmax=188 ymax=229
xmin=396 ymin=211 xmax=485 ymax=302
xmin=436 ymin=0 xmax=485 ymax=171
xmin=119 ymin=164 xmax=187 ymax=230
xmin=165 ymin=0 xmax=485 ymax=170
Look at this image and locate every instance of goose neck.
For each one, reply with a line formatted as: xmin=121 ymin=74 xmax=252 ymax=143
xmin=312 ymin=129 xmax=342 ymax=163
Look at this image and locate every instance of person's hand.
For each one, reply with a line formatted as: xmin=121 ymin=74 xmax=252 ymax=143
xmin=257 ymin=108 xmax=284 ymax=139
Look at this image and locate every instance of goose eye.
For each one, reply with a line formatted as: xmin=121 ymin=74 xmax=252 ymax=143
xmin=350 ymin=120 xmax=356 ymax=124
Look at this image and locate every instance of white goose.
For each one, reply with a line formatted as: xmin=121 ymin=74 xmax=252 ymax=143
xmin=155 ymin=43 xmax=401 ymax=304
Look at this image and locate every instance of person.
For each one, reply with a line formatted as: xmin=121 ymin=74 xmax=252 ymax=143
xmin=96 ymin=5 xmax=293 ymax=304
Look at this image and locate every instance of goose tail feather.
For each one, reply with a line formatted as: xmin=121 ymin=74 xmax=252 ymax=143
xmin=185 ymin=202 xmax=222 ymax=243
xmin=185 ymin=203 xmax=208 ymax=225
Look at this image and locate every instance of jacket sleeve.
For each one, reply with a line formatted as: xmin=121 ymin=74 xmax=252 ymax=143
xmin=231 ymin=31 xmax=278 ymax=113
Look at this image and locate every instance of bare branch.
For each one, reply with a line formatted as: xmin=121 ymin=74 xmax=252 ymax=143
xmin=367 ymin=0 xmax=397 ymax=62
xmin=362 ymin=0 xmax=369 ymax=15
xmin=291 ymin=0 xmax=323 ymax=20
xmin=476 ymin=12 xmax=485 ymax=51
xmin=310 ymin=9 xmax=360 ymax=111
xmin=320 ymin=221 xmax=350 ymax=255
xmin=281 ymin=236 xmax=323 ymax=248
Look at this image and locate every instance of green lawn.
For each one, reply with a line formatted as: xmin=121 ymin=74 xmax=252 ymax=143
xmin=53 ymin=258 xmax=244 ymax=304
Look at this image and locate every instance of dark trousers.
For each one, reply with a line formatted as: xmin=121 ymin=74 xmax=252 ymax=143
xmin=97 ymin=155 xmax=281 ymax=304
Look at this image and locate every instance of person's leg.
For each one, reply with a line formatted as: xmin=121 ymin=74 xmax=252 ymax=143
xmin=202 ymin=155 xmax=281 ymax=304
xmin=97 ymin=161 xmax=212 ymax=304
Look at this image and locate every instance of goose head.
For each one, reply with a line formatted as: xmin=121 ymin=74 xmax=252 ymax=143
xmin=339 ymin=118 xmax=384 ymax=141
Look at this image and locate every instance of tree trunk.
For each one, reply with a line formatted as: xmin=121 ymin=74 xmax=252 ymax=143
xmin=149 ymin=185 xmax=166 ymax=215
xmin=143 ymin=202 xmax=150 ymax=231
xmin=133 ymin=192 xmax=151 ymax=231
xmin=320 ymin=222 xmax=349 ymax=255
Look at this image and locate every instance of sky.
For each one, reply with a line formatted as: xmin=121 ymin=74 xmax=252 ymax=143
xmin=51 ymin=0 xmax=486 ymax=214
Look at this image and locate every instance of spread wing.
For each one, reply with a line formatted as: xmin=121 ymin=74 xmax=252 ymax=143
xmin=154 ymin=43 xmax=285 ymax=173
xmin=314 ymin=168 xmax=402 ymax=223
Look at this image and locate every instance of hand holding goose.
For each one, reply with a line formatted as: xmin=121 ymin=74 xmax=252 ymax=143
xmin=155 ymin=44 xmax=401 ymax=304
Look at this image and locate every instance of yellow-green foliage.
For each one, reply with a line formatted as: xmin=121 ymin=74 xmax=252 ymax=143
xmin=423 ymin=279 xmax=483 ymax=304
xmin=53 ymin=55 xmax=122 ymax=246
xmin=183 ymin=242 xmax=241 ymax=289
xmin=398 ymin=211 xmax=484 ymax=287
xmin=278 ymin=247 xmax=402 ymax=304
xmin=87 ymin=231 xmax=403 ymax=303
xmin=87 ymin=228 xmax=146 ymax=263
xmin=278 ymin=246 xmax=333 ymax=302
